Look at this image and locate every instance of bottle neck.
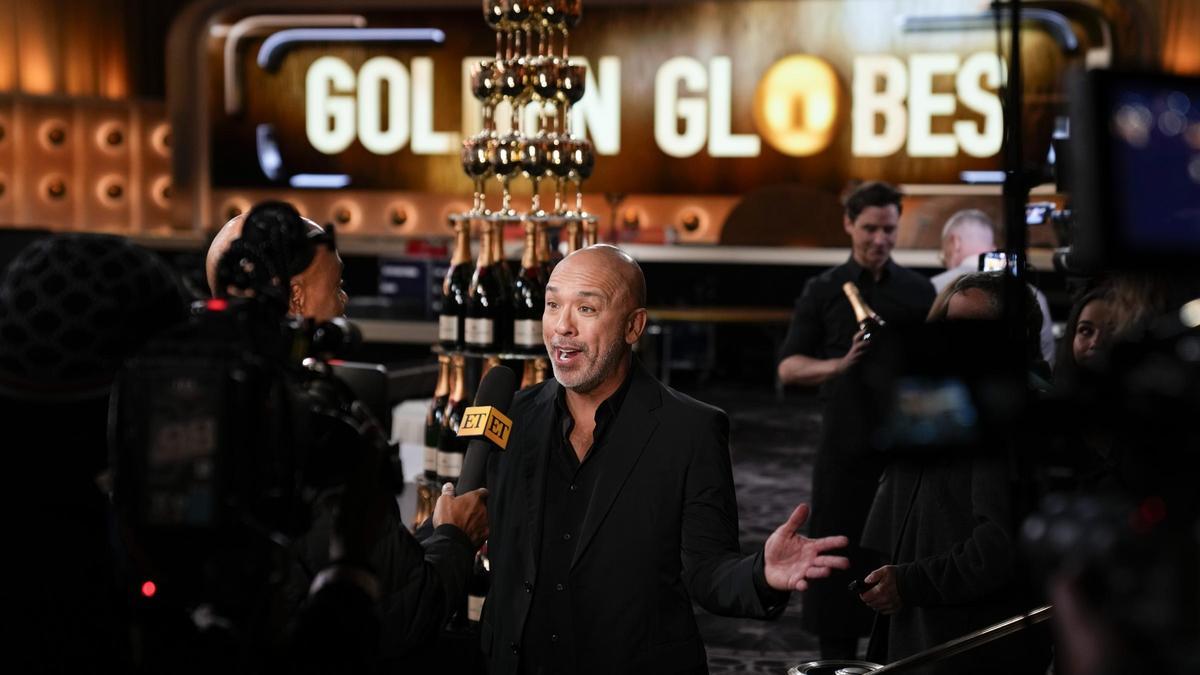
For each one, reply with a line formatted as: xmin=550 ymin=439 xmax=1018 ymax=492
xmin=522 ymin=222 xmax=539 ymax=270
xmin=451 ymin=222 xmax=472 ymax=266
xmin=491 ymin=223 xmax=505 ymax=264
xmin=477 ymin=224 xmax=496 ymax=268
xmin=434 ymin=355 xmax=451 ymax=398
xmin=842 ymin=282 xmax=880 ymax=325
xmin=482 ymin=356 xmax=501 ymax=380
xmin=536 ymin=222 xmax=552 ymax=264
xmin=449 ymin=357 xmax=467 ymax=402
xmin=565 ymin=222 xmax=583 ymax=254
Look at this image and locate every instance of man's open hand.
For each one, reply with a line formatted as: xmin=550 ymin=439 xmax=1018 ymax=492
xmin=764 ymin=503 xmax=851 ymax=592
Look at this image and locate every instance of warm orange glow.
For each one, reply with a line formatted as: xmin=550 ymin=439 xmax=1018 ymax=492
xmin=1163 ymin=0 xmax=1200 ymax=75
xmin=1 ymin=0 xmax=130 ymax=98
xmin=103 ymin=62 xmax=128 ymax=99
xmin=14 ymin=0 xmax=56 ymax=94
xmin=0 ymin=7 xmax=15 ymax=92
xmin=1164 ymin=44 xmax=1200 ymax=76
xmin=18 ymin=42 xmax=55 ymax=95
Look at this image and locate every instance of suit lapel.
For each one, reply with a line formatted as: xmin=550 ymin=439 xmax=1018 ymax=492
xmin=570 ymin=363 xmax=662 ymax=569
xmin=520 ymin=380 xmax=558 ymax=580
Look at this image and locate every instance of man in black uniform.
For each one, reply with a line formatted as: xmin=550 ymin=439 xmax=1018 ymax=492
xmin=777 ymin=181 xmax=935 ymax=659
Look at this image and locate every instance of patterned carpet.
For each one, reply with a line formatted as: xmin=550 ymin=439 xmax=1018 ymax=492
xmin=678 ymin=384 xmax=827 ymax=675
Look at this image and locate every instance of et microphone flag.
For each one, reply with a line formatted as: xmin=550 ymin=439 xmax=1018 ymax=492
xmin=457 ymin=405 xmax=512 ymax=450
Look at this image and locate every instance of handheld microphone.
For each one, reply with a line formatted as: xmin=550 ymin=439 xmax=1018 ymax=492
xmin=455 ymin=365 xmax=516 ymax=492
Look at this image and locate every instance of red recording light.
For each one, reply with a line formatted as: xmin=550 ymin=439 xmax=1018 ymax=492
xmin=206 ymin=298 xmax=228 ymax=312
xmin=1139 ymin=496 xmax=1167 ymax=525
xmin=141 ymin=580 xmax=157 ymax=598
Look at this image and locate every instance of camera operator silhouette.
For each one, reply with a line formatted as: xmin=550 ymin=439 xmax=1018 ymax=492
xmin=168 ymin=201 xmax=491 ymax=670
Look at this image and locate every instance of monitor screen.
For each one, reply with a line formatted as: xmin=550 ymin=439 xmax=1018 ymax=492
xmin=1106 ymin=78 xmax=1200 ymax=251
xmin=1071 ymin=69 xmax=1200 ymax=270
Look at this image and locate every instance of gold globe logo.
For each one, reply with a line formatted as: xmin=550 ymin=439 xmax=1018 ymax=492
xmin=753 ymin=55 xmax=842 ymax=157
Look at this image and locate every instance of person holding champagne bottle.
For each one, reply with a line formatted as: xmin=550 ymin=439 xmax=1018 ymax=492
xmin=776 ymin=181 xmax=936 ymax=660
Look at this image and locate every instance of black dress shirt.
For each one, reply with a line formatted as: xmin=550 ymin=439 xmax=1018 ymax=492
xmin=779 ymin=256 xmax=936 ymax=395
xmin=518 ymin=367 xmax=635 ymax=675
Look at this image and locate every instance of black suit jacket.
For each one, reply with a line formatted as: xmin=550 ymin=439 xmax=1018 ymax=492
xmin=482 ymin=362 xmax=787 ymax=675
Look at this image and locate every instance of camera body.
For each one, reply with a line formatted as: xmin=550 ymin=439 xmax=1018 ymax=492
xmin=111 ymin=295 xmax=391 ymax=597
xmin=108 ymin=202 xmax=394 ymax=668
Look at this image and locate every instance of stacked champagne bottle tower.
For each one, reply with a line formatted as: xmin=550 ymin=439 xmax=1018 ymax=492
xmin=422 ymin=0 xmax=598 ymax=497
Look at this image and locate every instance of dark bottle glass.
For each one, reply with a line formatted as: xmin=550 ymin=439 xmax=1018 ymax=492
xmin=465 ymin=222 xmax=511 ymax=353
xmin=466 ymin=542 xmax=491 ymax=624
xmin=535 ymin=219 xmax=557 ymax=280
xmin=841 ymin=281 xmax=887 ymax=342
xmin=440 ymin=220 xmax=475 ymax=350
xmin=437 ymin=354 xmax=469 ymax=484
xmin=512 ymin=220 xmax=546 ymax=355
xmin=492 ymin=219 xmax=515 ymax=297
xmin=424 ymin=354 xmax=452 ymax=481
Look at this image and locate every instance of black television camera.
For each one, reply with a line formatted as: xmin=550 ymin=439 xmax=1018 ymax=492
xmin=108 ymin=202 xmax=397 ymax=668
xmin=1065 ymin=68 xmax=1200 ymax=275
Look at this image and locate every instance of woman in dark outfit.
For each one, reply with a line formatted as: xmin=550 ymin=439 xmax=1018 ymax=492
xmin=857 ymin=273 xmax=1052 ymax=675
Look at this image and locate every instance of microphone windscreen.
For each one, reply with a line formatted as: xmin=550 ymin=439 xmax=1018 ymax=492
xmin=473 ymin=364 xmax=516 ymax=410
xmin=456 ymin=364 xmax=516 ymax=493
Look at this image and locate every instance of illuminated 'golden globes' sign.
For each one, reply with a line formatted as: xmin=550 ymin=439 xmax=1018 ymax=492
xmin=206 ymin=1 xmax=1065 ymax=195
xmin=302 ymin=51 xmax=1002 ymax=161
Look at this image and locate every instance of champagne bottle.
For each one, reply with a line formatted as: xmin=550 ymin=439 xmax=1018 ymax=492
xmin=841 ymin=281 xmax=886 ymax=342
xmin=563 ymin=220 xmax=584 ymax=254
xmin=480 ymin=355 xmax=502 ymax=381
xmin=535 ymin=220 xmax=556 ymax=281
xmin=412 ymin=481 xmax=436 ymax=532
xmin=520 ymin=357 xmax=551 ymax=389
xmin=512 ymin=221 xmax=546 ymax=355
xmin=437 ymin=354 xmax=469 ymax=484
xmin=520 ymin=358 xmax=538 ymax=389
xmin=493 ymin=220 xmax=514 ymax=285
xmin=494 ymin=224 xmax=515 ymax=351
xmin=467 ymin=542 xmax=491 ymax=623
xmin=439 ymin=220 xmax=475 ymax=350
xmin=465 ymin=222 xmax=511 ymax=352
xmin=424 ymin=354 xmax=452 ymax=480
